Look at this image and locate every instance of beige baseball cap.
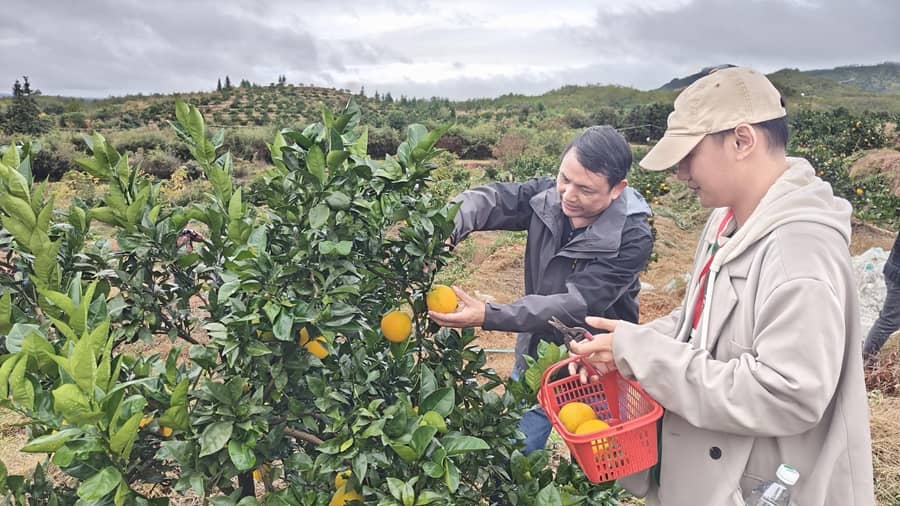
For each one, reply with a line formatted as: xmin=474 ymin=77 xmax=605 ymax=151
xmin=639 ymin=67 xmax=786 ymax=171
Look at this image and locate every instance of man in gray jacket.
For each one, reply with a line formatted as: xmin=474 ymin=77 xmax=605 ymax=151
xmin=429 ymin=125 xmax=653 ymax=453
xmin=570 ymin=68 xmax=875 ymax=504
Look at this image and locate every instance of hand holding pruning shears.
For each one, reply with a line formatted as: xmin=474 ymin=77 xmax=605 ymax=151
xmin=549 ymin=316 xmax=619 ymax=382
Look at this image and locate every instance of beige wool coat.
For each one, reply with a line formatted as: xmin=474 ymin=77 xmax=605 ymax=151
xmin=613 ymin=158 xmax=875 ymax=505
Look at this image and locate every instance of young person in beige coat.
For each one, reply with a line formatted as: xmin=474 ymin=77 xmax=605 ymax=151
xmin=568 ymin=67 xmax=875 ymax=505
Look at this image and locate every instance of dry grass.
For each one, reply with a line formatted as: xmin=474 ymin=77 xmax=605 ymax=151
xmin=869 ymin=392 xmax=900 ymax=505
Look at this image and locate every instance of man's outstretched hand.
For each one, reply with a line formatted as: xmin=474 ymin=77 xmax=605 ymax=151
xmin=428 ymin=286 xmax=486 ymax=328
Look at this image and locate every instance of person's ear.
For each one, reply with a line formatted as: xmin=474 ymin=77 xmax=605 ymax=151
xmin=732 ymin=124 xmax=757 ymax=160
xmin=610 ymin=179 xmax=627 ymax=200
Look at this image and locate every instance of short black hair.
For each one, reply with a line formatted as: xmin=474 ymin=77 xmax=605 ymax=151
xmin=710 ymin=116 xmax=789 ymax=151
xmin=561 ymin=125 xmax=632 ymax=186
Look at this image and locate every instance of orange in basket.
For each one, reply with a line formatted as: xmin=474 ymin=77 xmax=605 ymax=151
xmin=537 ymin=357 xmax=663 ymax=483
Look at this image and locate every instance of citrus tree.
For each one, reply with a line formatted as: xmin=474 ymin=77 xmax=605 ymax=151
xmin=0 ymin=100 xmax=626 ymax=505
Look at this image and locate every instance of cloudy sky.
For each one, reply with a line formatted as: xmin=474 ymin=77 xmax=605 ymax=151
xmin=2 ymin=0 xmax=898 ymax=100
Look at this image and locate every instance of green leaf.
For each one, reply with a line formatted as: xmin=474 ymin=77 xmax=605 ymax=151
xmin=390 ymin=444 xmax=417 ymax=462
xmin=0 ymin=292 xmax=12 ymax=334
xmin=114 ymin=481 xmax=130 ymax=506
xmin=10 ymin=356 xmax=34 ymax=409
xmin=218 ymin=279 xmax=240 ymax=301
xmin=53 ymin=384 xmax=102 ymax=424
xmin=444 ymin=461 xmax=460 ymax=493
xmin=308 ymin=203 xmax=330 ymax=229
xmin=386 ymin=477 xmax=405 ymax=500
xmin=306 ymin=145 xmax=326 ymax=184
xmin=0 ymin=355 xmax=19 ymax=399
xmin=269 ymin=131 xmax=288 ymax=171
xmin=420 ymin=411 xmax=447 ymax=434
xmin=349 ymin=127 xmax=368 ymax=158
xmin=0 ymin=216 xmax=32 ymax=248
xmin=159 ymin=379 xmax=189 ymax=431
xmin=442 ymin=435 xmax=489 ymax=456
xmin=110 ymin=412 xmax=142 ymax=460
xmin=70 ymin=335 xmax=97 ymax=396
xmin=227 ymin=440 xmax=256 ymax=471
xmin=534 ymin=484 xmax=562 ymax=506
xmin=228 ymin=188 xmax=243 ymax=220
xmin=199 ymin=421 xmax=233 ymax=457
xmin=422 ymin=461 xmax=443 ymax=479
xmin=36 ymin=288 xmax=75 ymax=317
xmin=411 ymin=426 xmax=437 ymax=458
xmin=419 ymin=388 xmax=454 ymax=418
xmin=325 ymin=191 xmax=351 ymax=210
xmin=5 ymin=323 xmax=41 ymax=353
xmin=273 ymin=312 xmax=293 ymax=342
xmin=21 ymin=332 xmax=55 ymax=372
xmin=326 ymin=150 xmax=348 ymax=170
xmin=334 ymin=241 xmax=352 ymax=256
xmin=77 ymin=466 xmax=122 ymax=501
xmin=0 ymin=194 xmax=36 ymax=229
xmin=21 ymin=428 xmax=82 ymax=453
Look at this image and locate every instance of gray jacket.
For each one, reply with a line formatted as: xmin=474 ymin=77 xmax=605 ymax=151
xmin=450 ymin=177 xmax=653 ymax=375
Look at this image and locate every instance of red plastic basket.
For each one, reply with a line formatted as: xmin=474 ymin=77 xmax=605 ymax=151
xmin=537 ymin=357 xmax=663 ymax=483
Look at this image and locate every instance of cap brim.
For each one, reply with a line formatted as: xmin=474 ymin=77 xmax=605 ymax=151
xmin=639 ymin=134 xmax=706 ymax=171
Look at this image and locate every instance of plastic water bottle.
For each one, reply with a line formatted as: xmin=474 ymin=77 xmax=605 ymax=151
xmin=745 ymin=464 xmax=800 ymax=505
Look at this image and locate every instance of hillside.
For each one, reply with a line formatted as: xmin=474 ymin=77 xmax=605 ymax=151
xmin=2 ymin=63 xmax=899 ymax=136
xmin=657 ymin=63 xmax=900 ymax=113
xmin=807 ymin=62 xmax=900 ymax=94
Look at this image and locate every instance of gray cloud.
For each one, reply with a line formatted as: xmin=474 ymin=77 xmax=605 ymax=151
xmin=584 ymin=0 xmax=900 ymax=87
xmin=1 ymin=0 xmax=896 ymax=98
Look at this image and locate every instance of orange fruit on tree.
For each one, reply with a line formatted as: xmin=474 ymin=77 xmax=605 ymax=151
xmin=334 ymin=470 xmax=352 ymax=490
xmin=160 ymin=426 xmax=174 ymax=438
xmin=299 ymin=327 xmax=329 ymax=359
xmin=139 ymin=415 xmax=154 ymax=428
xmin=380 ymin=311 xmax=412 ymax=342
xmin=329 ymin=485 xmax=363 ymax=506
xmin=558 ymin=401 xmax=597 ymax=433
xmin=426 ymin=284 xmax=458 ymax=313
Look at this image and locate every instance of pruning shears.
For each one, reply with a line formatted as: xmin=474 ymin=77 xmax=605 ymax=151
xmin=548 ymin=317 xmax=592 ymax=348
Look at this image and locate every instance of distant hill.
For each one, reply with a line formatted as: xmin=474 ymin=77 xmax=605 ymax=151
xmin=3 ymin=62 xmax=898 ymax=134
xmin=806 ymin=62 xmax=900 ymax=94
xmin=657 ymin=64 xmax=737 ymax=91
xmin=654 ymin=63 xmax=900 ymax=113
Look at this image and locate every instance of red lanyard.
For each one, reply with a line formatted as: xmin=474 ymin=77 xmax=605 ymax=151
xmin=691 ymin=209 xmax=734 ymax=330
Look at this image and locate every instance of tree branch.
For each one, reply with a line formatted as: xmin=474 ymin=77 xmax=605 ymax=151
xmin=284 ymin=427 xmax=324 ymax=445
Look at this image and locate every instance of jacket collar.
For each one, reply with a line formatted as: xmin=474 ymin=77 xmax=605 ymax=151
xmin=530 ymin=187 xmax=648 ymax=255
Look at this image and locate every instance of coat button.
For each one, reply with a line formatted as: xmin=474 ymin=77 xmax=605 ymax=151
xmin=709 ymin=446 xmax=722 ymax=460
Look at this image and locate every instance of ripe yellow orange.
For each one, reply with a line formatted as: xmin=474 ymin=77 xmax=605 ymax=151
xmin=160 ymin=426 xmax=174 ymax=438
xmin=253 ymin=464 xmax=270 ymax=482
xmin=575 ymin=418 xmax=611 ymax=451
xmin=139 ymin=415 xmax=154 ymax=428
xmin=334 ymin=470 xmax=351 ymax=490
xmin=329 ymin=485 xmax=363 ymax=506
xmin=299 ymin=327 xmax=329 ymax=359
xmin=574 ymin=418 xmax=609 ymax=434
xmin=558 ymin=401 xmax=597 ymax=433
xmin=426 ymin=284 xmax=458 ymax=313
xmin=380 ymin=311 xmax=412 ymax=343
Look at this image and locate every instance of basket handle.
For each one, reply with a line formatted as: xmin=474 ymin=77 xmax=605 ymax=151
xmin=538 ymin=355 xmax=603 ymax=389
